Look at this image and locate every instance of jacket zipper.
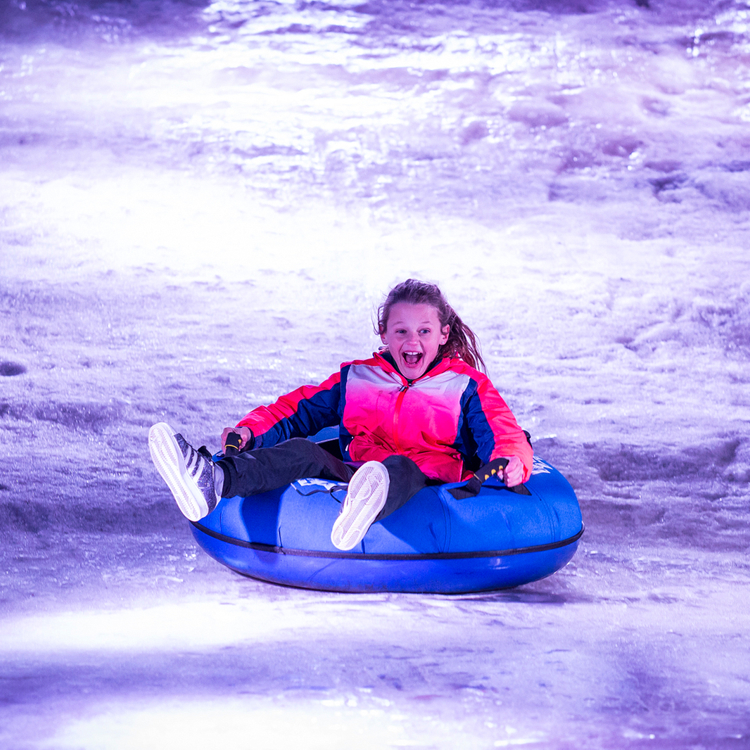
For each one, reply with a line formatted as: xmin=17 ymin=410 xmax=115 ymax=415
xmin=392 ymin=382 xmax=411 ymax=453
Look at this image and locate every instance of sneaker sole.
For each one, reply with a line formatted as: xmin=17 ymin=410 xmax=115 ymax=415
xmin=331 ymin=461 xmax=389 ymax=551
xmin=148 ymin=422 xmax=210 ymax=522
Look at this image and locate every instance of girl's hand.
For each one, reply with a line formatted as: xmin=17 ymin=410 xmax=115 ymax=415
xmin=502 ymin=455 xmax=525 ymax=487
xmin=221 ymin=426 xmax=253 ymax=452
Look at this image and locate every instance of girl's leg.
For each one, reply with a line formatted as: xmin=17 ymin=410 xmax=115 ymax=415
xmin=376 ymin=454 xmax=431 ymax=522
xmin=150 ymin=424 xmax=356 ymax=522
xmin=218 ymin=437 xmax=356 ymax=497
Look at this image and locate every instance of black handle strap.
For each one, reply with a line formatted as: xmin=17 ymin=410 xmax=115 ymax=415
xmin=224 ymin=431 xmax=242 ymax=456
xmin=448 ymin=457 xmax=531 ymax=499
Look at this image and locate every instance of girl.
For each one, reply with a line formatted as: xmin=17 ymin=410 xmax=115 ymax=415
xmin=149 ymin=279 xmax=533 ymax=551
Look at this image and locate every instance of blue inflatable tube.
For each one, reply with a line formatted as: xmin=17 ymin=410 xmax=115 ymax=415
xmin=189 ymin=430 xmax=583 ymax=593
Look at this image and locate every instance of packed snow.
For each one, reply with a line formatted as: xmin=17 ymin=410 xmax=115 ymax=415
xmin=1 ymin=0 xmax=749 ymax=747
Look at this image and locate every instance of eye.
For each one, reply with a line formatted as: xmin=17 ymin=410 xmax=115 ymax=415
xmin=419 ymin=328 xmax=430 ymax=335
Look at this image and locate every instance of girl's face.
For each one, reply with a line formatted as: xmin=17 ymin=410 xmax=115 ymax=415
xmin=380 ymin=302 xmax=450 ymax=380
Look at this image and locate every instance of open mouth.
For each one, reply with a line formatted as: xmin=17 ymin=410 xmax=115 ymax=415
xmin=401 ymin=351 xmax=423 ymax=368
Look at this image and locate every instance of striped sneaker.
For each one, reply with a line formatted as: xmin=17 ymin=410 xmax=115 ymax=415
xmin=148 ymin=422 xmax=218 ymax=522
xmin=331 ymin=461 xmax=389 ymax=551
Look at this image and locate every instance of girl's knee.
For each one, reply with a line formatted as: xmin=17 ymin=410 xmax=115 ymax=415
xmin=382 ymin=454 xmax=421 ymax=475
xmin=282 ymin=437 xmax=318 ymax=454
xmin=287 ymin=437 xmax=311 ymax=447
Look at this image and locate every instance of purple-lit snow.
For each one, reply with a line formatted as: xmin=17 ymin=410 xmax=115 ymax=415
xmin=1 ymin=0 xmax=749 ymax=747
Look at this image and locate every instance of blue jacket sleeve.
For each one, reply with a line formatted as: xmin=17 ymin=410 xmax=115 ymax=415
xmin=236 ymin=370 xmax=342 ymax=449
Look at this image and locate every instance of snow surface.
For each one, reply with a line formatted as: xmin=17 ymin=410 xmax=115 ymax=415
xmin=1 ymin=0 xmax=749 ymax=747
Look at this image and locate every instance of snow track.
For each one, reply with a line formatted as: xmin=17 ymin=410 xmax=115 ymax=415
xmin=1 ymin=0 xmax=749 ymax=747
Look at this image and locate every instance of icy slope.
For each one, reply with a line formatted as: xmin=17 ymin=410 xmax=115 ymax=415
xmin=1 ymin=0 xmax=749 ymax=747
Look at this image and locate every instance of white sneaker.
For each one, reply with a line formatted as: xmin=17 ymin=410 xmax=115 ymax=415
xmin=331 ymin=461 xmax=389 ymax=550
xmin=148 ymin=422 xmax=218 ymax=522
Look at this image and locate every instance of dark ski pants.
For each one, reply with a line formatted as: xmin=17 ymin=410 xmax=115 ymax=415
xmin=217 ymin=438 xmax=431 ymax=522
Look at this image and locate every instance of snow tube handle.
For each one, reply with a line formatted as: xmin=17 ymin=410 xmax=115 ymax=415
xmin=224 ymin=431 xmax=242 ymax=456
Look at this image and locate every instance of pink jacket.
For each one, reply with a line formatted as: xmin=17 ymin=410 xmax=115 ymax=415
xmin=237 ymin=352 xmax=533 ymax=484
